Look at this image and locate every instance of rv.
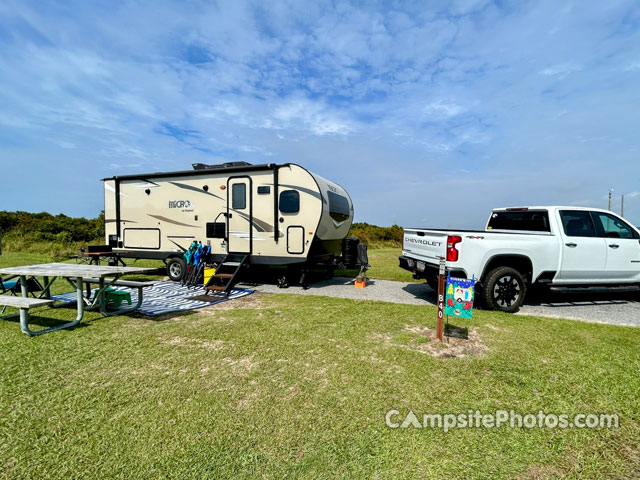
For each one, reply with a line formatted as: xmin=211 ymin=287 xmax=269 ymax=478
xmin=103 ymin=162 xmax=356 ymax=283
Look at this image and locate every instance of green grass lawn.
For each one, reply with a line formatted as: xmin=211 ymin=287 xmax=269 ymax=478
xmin=337 ymin=247 xmax=417 ymax=283
xmin=1 ymin=252 xmax=640 ymax=479
xmin=366 ymin=248 xmax=417 ymax=283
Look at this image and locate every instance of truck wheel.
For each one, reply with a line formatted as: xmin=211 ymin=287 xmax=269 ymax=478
xmin=167 ymin=257 xmax=186 ymax=282
xmin=482 ymin=266 xmax=526 ymax=313
xmin=426 ymin=277 xmax=439 ymax=292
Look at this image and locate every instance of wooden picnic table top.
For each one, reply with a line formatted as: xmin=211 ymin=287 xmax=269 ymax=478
xmin=0 ymin=262 xmax=156 ymax=278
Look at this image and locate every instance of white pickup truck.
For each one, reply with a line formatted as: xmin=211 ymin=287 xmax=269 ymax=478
xmin=399 ymin=206 xmax=640 ymax=312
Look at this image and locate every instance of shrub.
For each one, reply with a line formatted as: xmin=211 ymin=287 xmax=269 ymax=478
xmin=349 ymin=223 xmax=403 ymax=248
xmin=0 ymin=211 xmax=104 ymax=259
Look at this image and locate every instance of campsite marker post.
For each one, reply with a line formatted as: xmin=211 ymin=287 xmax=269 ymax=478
xmin=436 ymin=257 xmax=446 ymax=342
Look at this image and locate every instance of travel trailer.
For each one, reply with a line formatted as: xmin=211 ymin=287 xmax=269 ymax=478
xmin=103 ymin=162 xmax=358 ymax=285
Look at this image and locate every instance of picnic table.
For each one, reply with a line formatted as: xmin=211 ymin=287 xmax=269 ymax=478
xmin=76 ymin=249 xmax=133 ymax=266
xmin=0 ymin=263 xmax=156 ymax=336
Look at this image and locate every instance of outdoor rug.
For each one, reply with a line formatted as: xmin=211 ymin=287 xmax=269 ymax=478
xmin=52 ymin=281 xmax=254 ymax=316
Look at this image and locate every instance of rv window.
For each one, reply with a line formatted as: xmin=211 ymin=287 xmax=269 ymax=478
xmin=279 ymin=190 xmax=300 ymax=214
xmin=328 ymin=191 xmax=350 ymax=222
xmin=257 ymin=186 xmax=271 ymax=194
xmin=232 ymin=183 xmax=246 ymax=210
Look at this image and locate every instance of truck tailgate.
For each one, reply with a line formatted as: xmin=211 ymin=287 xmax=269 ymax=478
xmin=402 ymin=229 xmax=449 ymax=263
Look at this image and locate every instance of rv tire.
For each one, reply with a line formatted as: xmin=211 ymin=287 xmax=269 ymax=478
xmin=167 ymin=257 xmax=186 ymax=282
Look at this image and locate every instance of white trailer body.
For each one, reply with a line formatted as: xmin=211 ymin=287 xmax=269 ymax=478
xmin=103 ymin=163 xmax=354 ymax=267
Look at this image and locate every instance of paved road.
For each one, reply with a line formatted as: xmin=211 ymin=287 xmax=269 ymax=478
xmin=245 ymin=277 xmax=640 ymax=327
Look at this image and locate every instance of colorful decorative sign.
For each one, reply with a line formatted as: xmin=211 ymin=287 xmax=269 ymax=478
xmin=444 ymin=277 xmax=475 ymax=319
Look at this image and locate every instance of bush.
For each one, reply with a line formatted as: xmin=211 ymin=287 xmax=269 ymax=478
xmin=0 ymin=211 xmax=104 ymax=259
xmin=349 ymin=223 xmax=403 ymax=248
xmin=0 ymin=210 xmax=104 ymax=242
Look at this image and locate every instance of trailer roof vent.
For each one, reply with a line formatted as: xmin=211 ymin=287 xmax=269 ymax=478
xmin=192 ymin=162 xmax=252 ymax=170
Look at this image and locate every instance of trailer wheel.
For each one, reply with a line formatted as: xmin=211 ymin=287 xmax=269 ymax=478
xmin=482 ymin=266 xmax=526 ymax=313
xmin=167 ymin=257 xmax=186 ymax=282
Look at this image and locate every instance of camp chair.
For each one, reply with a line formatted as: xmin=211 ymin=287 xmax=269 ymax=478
xmin=0 ymin=276 xmax=44 ymax=297
xmin=0 ymin=276 xmax=19 ymax=314
xmin=1 ymin=276 xmax=46 ymax=314
xmin=0 ymin=276 xmax=19 ymax=294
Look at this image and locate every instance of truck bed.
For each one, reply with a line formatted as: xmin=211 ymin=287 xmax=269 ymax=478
xmin=401 ymin=227 xmax=557 ymax=283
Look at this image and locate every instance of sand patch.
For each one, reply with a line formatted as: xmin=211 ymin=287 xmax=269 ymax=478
xmin=163 ymin=336 xmax=226 ymax=350
xmin=199 ymin=293 xmax=265 ymax=312
xmin=223 ymin=355 xmax=260 ymax=376
xmin=374 ymin=325 xmax=488 ymax=359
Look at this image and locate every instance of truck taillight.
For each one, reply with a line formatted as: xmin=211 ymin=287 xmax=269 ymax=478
xmin=446 ymin=235 xmax=462 ymax=262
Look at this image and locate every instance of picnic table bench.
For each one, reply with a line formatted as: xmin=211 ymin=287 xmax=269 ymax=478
xmin=0 ymin=296 xmax=56 ymax=335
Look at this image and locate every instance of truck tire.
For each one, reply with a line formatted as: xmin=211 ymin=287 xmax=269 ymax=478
xmin=426 ymin=277 xmax=439 ymax=292
xmin=482 ymin=266 xmax=526 ymax=313
xmin=167 ymin=257 xmax=186 ymax=282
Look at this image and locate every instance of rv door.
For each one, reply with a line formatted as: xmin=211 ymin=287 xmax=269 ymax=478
xmin=279 ymin=189 xmax=305 ymax=255
xmin=227 ymin=177 xmax=252 ymax=254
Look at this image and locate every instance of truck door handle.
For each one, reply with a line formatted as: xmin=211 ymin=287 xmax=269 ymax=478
xmin=565 ymin=243 xmax=577 ymax=248
xmin=608 ymin=244 xmax=620 ymax=249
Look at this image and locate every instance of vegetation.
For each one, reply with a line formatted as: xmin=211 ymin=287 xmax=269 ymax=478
xmin=1 ymin=251 xmax=639 ymax=479
xmin=2 ymin=214 xmax=638 ymax=477
xmin=0 ymin=211 xmax=104 ymax=258
xmin=336 ymin=248 xmax=417 ymax=283
xmin=0 ymin=211 xmax=104 ymax=241
xmin=349 ymin=222 xmax=403 ymax=248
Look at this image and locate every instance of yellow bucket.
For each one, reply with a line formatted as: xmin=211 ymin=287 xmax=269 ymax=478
xmin=203 ymin=267 xmax=216 ymax=285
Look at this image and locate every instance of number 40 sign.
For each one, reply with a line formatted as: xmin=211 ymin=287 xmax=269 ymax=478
xmin=436 ymin=258 xmax=446 ymax=341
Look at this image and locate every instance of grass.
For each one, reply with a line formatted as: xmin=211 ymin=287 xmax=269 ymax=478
xmin=366 ymin=248 xmax=417 ymax=282
xmin=337 ymin=247 xmax=417 ymax=283
xmin=0 ymin=232 xmax=103 ymax=259
xmin=2 ymin=252 xmax=640 ymax=478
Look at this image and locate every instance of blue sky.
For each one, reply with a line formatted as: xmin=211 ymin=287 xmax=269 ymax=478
xmin=1 ymin=0 xmax=639 ymax=228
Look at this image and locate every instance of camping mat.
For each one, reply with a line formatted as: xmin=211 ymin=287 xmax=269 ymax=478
xmin=52 ymin=281 xmax=254 ymax=316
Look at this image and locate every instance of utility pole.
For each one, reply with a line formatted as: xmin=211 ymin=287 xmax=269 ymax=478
xmin=621 ymin=194 xmax=625 ymax=217
xmin=608 ymin=188 xmax=614 ymax=211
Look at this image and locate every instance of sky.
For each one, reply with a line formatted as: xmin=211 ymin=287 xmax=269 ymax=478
xmin=1 ymin=0 xmax=639 ymax=229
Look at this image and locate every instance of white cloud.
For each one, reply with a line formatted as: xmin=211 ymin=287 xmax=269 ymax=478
xmin=423 ymin=100 xmax=466 ymax=119
xmin=538 ymin=63 xmax=582 ymax=79
xmin=624 ymin=61 xmax=640 ymax=71
xmin=450 ymin=0 xmax=491 ymax=15
xmin=271 ymin=98 xmax=354 ymax=136
xmin=0 ymin=0 xmax=639 ymax=226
